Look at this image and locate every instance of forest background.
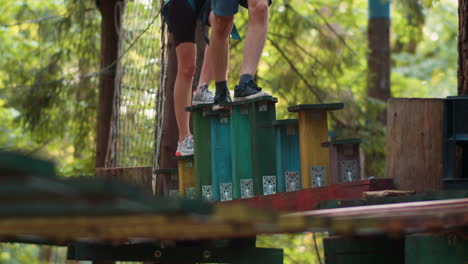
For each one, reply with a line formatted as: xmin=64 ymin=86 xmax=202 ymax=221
xmin=0 ymin=0 xmax=458 ymax=262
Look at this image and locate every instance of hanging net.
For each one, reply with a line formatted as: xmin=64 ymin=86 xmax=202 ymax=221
xmin=106 ymin=0 xmax=164 ymax=169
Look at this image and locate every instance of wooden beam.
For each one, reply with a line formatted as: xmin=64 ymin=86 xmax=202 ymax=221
xmin=96 ymin=167 xmax=153 ymax=194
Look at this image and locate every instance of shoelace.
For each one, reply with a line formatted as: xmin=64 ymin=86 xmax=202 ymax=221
xmin=247 ymin=80 xmax=262 ymax=91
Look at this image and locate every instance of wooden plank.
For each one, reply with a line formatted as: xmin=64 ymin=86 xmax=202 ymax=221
xmin=96 ymin=167 xmax=152 ymax=194
xmin=386 ymin=98 xmax=444 ymax=192
xmin=220 ymin=179 xmax=394 ymax=212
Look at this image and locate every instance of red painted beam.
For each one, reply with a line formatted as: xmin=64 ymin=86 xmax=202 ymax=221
xmin=220 ymin=179 xmax=395 ymax=212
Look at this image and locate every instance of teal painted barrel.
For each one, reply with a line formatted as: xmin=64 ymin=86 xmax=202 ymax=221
xmin=210 ymin=110 xmax=232 ymax=201
xmin=273 ymin=119 xmax=301 ymax=192
xmin=186 ymin=104 xmax=213 ymax=201
xmin=227 ymin=96 xmax=277 ymax=199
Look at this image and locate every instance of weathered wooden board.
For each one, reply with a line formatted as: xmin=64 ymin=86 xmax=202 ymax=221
xmin=96 ymin=167 xmax=153 ymax=194
xmin=386 ymin=98 xmax=444 ymax=192
xmin=220 ymin=179 xmax=395 ymax=212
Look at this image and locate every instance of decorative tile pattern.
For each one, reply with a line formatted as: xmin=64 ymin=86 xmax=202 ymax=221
xmin=220 ymin=183 xmax=233 ymax=201
xmin=240 ymin=179 xmax=254 ymax=198
xmin=202 ymin=185 xmax=213 ymax=202
xmin=168 ymin=190 xmax=179 ymax=198
xmin=341 ymin=160 xmax=359 ymax=183
xmin=263 ymin=176 xmax=276 ymax=195
xmin=286 ymin=171 xmax=300 ymax=192
xmin=311 ymin=166 xmax=326 ymax=187
xmin=185 ymin=188 xmax=196 ymax=200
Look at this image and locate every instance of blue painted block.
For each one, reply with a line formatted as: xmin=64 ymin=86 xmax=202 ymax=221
xmin=210 ymin=111 xmax=233 ymax=201
xmin=369 ymin=0 xmax=390 ymax=19
xmin=274 ymin=119 xmax=301 ymax=192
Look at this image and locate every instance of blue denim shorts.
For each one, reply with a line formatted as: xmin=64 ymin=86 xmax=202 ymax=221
xmin=212 ymin=0 xmax=272 ymax=16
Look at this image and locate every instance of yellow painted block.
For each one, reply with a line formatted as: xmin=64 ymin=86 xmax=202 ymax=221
xmin=178 ymin=159 xmax=195 ymax=196
xmin=298 ymin=110 xmax=330 ymax=187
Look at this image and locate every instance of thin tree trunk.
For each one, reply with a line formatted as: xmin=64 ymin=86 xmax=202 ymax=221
xmin=95 ymin=0 xmax=124 ymax=168
xmin=459 ymin=0 xmax=468 ymax=96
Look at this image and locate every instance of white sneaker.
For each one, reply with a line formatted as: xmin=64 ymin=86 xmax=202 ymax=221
xmin=175 ymin=135 xmax=194 ymax=156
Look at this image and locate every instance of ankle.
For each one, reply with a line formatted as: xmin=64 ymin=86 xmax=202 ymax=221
xmin=215 ymin=81 xmax=229 ymax=95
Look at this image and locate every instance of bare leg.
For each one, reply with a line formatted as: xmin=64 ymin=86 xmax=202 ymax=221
xmin=195 ymin=45 xmax=212 ymax=91
xmin=174 ymin=43 xmax=196 ymax=141
xmin=241 ymin=0 xmax=269 ymax=76
xmin=209 ymin=14 xmax=234 ymax=82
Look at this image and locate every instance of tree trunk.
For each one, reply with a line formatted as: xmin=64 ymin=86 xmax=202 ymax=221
xmin=95 ymin=0 xmax=124 ymax=168
xmin=366 ymin=0 xmax=391 ymax=177
xmin=459 ymin=0 xmax=468 ymax=96
xmin=367 ymin=18 xmax=391 ymax=103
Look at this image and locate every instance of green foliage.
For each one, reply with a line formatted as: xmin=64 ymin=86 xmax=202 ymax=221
xmin=0 ymin=0 xmax=100 ymax=176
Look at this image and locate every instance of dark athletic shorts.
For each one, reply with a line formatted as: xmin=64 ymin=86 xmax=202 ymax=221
xmin=212 ymin=0 xmax=272 ymax=16
xmin=169 ymin=0 xmax=205 ymax=46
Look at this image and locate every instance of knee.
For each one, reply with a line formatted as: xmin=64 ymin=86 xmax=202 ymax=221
xmin=178 ymin=62 xmax=196 ymax=79
xmin=212 ymin=15 xmax=235 ymax=37
xmin=249 ymin=0 xmax=269 ymax=22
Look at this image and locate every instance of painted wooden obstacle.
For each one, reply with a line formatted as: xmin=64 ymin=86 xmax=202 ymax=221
xmin=209 ymin=109 xmax=233 ymax=202
xmin=444 ymin=96 xmax=468 ymax=189
xmin=0 ymin=151 xmax=56 ymax=179
xmin=273 ymin=119 xmax=301 ymax=192
xmin=321 ymin=138 xmax=362 ymax=184
xmin=225 ymin=96 xmax=278 ymax=199
xmin=288 ymin=103 xmax=344 ymax=188
xmin=153 ymin=168 xmax=178 ymax=197
xmin=175 ymin=155 xmax=196 ymax=199
xmin=186 ymin=104 xmax=213 ymax=201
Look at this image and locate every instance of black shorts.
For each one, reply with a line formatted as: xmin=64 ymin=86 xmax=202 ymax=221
xmin=169 ymin=0 xmax=206 ymax=46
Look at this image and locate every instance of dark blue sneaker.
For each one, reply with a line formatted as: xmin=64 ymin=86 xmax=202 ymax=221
xmin=234 ymin=80 xmax=270 ymax=101
xmin=212 ymin=87 xmax=232 ymax=110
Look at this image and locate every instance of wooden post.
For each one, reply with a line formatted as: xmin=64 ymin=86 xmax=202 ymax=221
xmin=288 ymin=104 xmax=344 ymax=188
xmin=186 ymin=104 xmax=213 ymax=201
xmin=459 ymin=0 xmax=468 ymax=96
xmin=210 ymin=110 xmax=232 ymax=202
xmin=273 ymin=119 xmax=301 ymax=193
xmin=322 ymin=139 xmax=362 ymax=184
xmin=386 ymin=98 xmax=444 ymax=192
xmin=176 ymin=155 xmax=195 ymax=199
xmin=95 ymin=0 xmax=124 ymax=168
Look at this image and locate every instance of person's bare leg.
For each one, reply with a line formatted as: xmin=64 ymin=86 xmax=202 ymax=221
xmin=196 ymin=45 xmax=212 ymax=91
xmin=174 ymin=43 xmax=196 ymax=141
xmin=240 ymin=0 xmax=269 ymax=76
xmin=209 ymin=14 xmax=234 ymax=82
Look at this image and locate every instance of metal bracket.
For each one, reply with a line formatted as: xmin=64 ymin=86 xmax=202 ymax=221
xmin=240 ymin=179 xmax=254 ymax=198
xmin=184 ymin=161 xmax=193 ymax=168
xmin=185 ymin=187 xmax=196 ymax=199
xmin=168 ymin=190 xmax=179 ymax=198
xmin=285 ymin=171 xmax=300 ymax=192
xmin=340 ymin=160 xmax=359 ymax=182
xmin=202 ymin=185 xmax=213 ymax=202
xmin=259 ymin=102 xmax=268 ymax=112
xmin=263 ymin=176 xmax=277 ymax=195
xmin=219 ymin=183 xmax=233 ymax=201
xmin=310 ymin=166 xmax=326 ymax=187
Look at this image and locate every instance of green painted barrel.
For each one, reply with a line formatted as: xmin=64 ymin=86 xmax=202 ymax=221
xmin=186 ymin=104 xmax=212 ymax=201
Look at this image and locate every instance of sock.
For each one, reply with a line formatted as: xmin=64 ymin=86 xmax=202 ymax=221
xmin=239 ymin=74 xmax=254 ymax=84
xmin=215 ymin=81 xmax=228 ymax=95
